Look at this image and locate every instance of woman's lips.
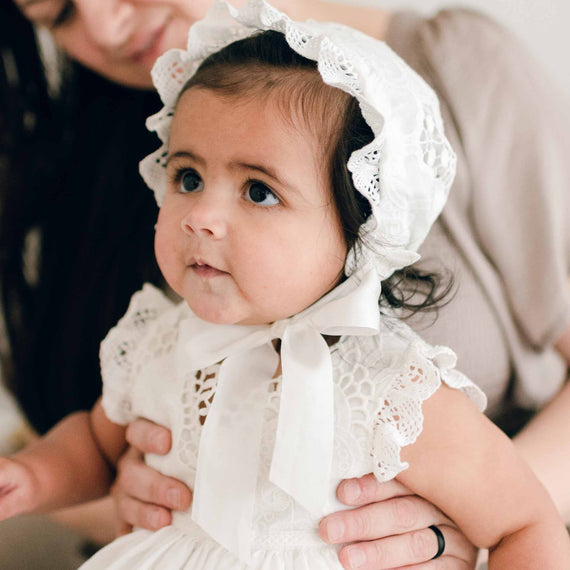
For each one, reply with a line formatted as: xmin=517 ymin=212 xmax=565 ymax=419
xmin=130 ymin=24 xmax=168 ymax=65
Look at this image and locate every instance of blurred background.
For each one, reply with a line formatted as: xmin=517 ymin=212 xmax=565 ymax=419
xmin=349 ymin=0 xmax=570 ymax=99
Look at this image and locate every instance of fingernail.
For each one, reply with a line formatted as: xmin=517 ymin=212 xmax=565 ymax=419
xmin=343 ymin=479 xmax=361 ymax=503
xmin=167 ymin=488 xmax=181 ymax=509
xmin=325 ymin=518 xmax=345 ymax=542
xmin=347 ymin=547 xmax=367 ymax=569
xmin=154 ymin=433 xmax=168 ymax=453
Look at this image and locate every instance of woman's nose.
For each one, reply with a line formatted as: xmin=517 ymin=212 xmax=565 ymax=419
xmin=79 ymin=0 xmax=136 ymax=50
xmin=180 ymin=194 xmax=228 ymax=239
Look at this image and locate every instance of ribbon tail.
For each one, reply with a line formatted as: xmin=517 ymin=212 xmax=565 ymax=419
xmin=192 ymin=343 xmax=278 ymax=563
xmin=269 ymin=326 xmax=334 ymax=516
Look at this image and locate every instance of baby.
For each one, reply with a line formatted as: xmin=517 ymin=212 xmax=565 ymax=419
xmin=1 ymin=1 xmax=569 ymax=568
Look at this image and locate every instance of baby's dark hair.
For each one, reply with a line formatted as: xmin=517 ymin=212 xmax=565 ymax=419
xmin=180 ymin=30 xmax=451 ymax=315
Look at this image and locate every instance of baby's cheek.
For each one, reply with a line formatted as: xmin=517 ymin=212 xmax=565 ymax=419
xmin=154 ymin=221 xmax=177 ymax=276
xmin=153 ymin=222 xmax=166 ymax=264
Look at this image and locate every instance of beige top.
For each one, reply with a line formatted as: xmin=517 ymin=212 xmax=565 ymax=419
xmin=386 ymin=9 xmax=570 ymax=421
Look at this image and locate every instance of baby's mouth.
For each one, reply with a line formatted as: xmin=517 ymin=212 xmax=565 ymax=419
xmin=191 ymin=262 xmax=228 ymax=278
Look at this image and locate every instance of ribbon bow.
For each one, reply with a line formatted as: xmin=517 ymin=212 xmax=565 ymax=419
xmin=177 ymin=267 xmax=381 ymax=562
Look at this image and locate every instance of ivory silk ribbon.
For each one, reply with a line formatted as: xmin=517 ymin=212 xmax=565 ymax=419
xmin=177 ymin=267 xmax=381 ymax=562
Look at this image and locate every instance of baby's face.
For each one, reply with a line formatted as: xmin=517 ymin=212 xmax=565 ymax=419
xmin=155 ymin=87 xmax=347 ymax=325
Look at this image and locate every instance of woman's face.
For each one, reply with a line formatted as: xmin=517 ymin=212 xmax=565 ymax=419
xmin=14 ymin=0 xmax=224 ymax=89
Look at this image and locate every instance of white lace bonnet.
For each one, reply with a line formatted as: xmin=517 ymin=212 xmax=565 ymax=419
xmin=139 ymin=0 xmax=456 ymax=281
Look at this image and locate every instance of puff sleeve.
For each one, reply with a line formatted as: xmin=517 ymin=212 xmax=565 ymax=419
xmin=100 ymin=284 xmax=174 ymax=425
xmin=371 ymin=336 xmax=486 ymax=482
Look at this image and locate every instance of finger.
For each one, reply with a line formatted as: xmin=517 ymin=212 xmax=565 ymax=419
xmin=338 ymin=525 xmax=476 ymax=570
xmin=319 ymin=495 xmax=451 ymax=544
xmin=113 ymin=493 xmax=172 ymax=532
xmin=0 ymin=463 xmax=35 ymax=520
xmin=114 ymin=454 xmax=192 ymax=511
xmin=396 ymin=554 xmax=476 ymax=570
xmin=337 ymin=474 xmax=413 ymax=506
xmin=125 ymin=418 xmax=172 ymax=455
xmin=0 ymin=489 xmax=29 ymax=520
xmin=119 ymin=443 xmax=143 ymax=463
xmin=114 ymin=517 xmax=133 ymax=538
xmin=397 ymin=558 xmax=473 ymax=570
xmin=0 ymin=483 xmax=32 ymax=520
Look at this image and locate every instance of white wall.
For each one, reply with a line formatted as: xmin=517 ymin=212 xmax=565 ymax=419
xmin=339 ymin=0 xmax=570 ymax=100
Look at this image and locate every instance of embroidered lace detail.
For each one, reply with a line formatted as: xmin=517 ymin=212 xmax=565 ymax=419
xmin=332 ymin=341 xmax=377 ymax=475
xmin=100 ymin=285 xmax=173 ymax=425
xmin=420 ymin=105 xmax=455 ymax=187
xmin=371 ymin=343 xmax=443 ymax=481
xmin=178 ymin=364 xmax=220 ymax=470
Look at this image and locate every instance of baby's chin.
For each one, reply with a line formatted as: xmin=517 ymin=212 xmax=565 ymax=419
xmin=185 ymin=301 xmax=258 ymax=326
xmin=185 ymin=300 xmax=291 ymax=327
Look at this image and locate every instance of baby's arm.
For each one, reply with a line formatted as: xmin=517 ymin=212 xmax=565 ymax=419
xmin=0 ymin=400 xmax=126 ymax=521
xmin=396 ymin=384 xmax=570 ymax=568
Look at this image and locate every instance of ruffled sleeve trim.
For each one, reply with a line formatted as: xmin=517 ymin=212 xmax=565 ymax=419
xmin=100 ymin=284 xmax=174 ymax=425
xmin=371 ymin=340 xmax=486 ymax=482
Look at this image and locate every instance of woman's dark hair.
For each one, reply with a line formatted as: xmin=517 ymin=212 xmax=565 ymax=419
xmin=182 ymin=30 xmax=452 ymax=315
xmin=0 ymin=3 xmax=163 ymax=433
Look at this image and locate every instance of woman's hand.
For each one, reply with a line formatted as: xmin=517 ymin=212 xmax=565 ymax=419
xmin=111 ymin=419 xmax=192 ymax=536
xmin=319 ymin=474 xmax=478 ymax=569
xmin=0 ymin=456 xmax=40 ymax=521
xmin=114 ymin=421 xmax=477 ymax=567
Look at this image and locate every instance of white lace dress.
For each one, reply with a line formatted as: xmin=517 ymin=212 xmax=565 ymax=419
xmin=81 ymin=284 xmax=485 ymax=569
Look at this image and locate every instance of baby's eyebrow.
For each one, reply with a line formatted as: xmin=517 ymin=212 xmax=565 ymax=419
xmin=232 ymin=162 xmax=282 ymax=185
xmin=165 ymin=151 xmax=205 ymax=167
xmin=232 ymin=161 xmax=305 ymax=199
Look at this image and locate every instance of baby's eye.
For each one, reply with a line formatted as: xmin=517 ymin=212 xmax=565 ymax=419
xmin=180 ymin=170 xmax=204 ymax=194
xmin=246 ymin=182 xmax=279 ymax=206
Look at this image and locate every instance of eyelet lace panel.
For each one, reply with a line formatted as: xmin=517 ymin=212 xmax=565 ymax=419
xmin=178 ymin=364 xmax=220 ymax=471
xmin=100 ymin=284 xmax=174 ymax=425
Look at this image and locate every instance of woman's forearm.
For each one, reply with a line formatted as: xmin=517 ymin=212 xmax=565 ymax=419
xmin=513 ymin=380 xmax=570 ymax=523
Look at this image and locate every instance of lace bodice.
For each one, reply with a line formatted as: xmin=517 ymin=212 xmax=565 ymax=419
xmin=100 ymin=285 xmax=485 ymax=554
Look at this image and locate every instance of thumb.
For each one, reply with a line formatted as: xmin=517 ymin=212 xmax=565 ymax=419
xmin=336 ymin=473 xmax=412 ymax=506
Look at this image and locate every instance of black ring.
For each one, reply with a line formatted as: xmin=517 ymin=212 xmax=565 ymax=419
xmin=428 ymin=525 xmax=445 ymax=559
